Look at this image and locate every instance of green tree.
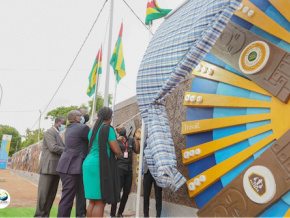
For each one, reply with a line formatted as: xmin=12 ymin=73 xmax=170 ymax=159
xmin=45 ymin=105 xmax=89 ymax=122
xmin=44 ymin=93 xmax=111 ymax=123
xmin=0 ymin=125 xmax=22 ymax=156
xmin=88 ymin=93 xmax=113 ymax=114
xmin=21 ymin=128 xmax=45 ymax=149
xmin=45 ymin=105 xmax=78 ymax=121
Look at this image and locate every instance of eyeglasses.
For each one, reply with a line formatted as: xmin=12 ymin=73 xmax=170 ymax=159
xmin=76 ymin=115 xmax=82 ymax=117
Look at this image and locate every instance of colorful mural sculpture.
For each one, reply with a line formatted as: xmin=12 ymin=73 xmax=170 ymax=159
xmin=137 ymin=0 xmax=290 ymax=216
xmin=11 ymin=142 xmax=42 ymax=173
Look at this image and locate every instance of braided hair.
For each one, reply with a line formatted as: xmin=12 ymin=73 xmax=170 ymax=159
xmin=88 ymin=107 xmax=113 ymax=151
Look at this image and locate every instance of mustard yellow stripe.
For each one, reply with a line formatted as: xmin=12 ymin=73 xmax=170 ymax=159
xmin=118 ymin=69 xmax=126 ymax=79
xmin=90 ymin=65 xmax=98 ymax=87
xmin=146 ymin=7 xmax=159 ymax=16
xmin=116 ymin=42 xmax=123 ymax=67
xmin=234 ymin=0 xmax=290 ymax=43
xmin=284 ymin=208 xmax=290 ymax=218
xmin=187 ymin=134 xmax=275 ymax=197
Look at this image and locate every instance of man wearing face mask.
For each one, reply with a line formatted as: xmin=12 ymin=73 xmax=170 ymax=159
xmin=75 ymin=108 xmax=90 ymax=217
xmin=77 ymin=108 xmax=90 ymax=124
xmin=34 ymin=116 xmax=67 ymax=217
xmin=110 ymin=126 xmax=141 ymax=217
xmin=56 ymin=110 xmax=90 ymax=218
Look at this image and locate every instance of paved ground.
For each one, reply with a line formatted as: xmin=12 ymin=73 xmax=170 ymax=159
xmin=0 ymin=169 xmax=60 ymax=208
xmin=0 ymin=169 xmax=135 ymax=217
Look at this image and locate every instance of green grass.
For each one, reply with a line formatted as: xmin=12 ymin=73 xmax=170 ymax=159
xmin=0 ymin=206 xmax=76 ymax=217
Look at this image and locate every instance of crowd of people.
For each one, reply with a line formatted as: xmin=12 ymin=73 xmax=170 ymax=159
xmin=34 ymin=106 xmax=162 ymax=218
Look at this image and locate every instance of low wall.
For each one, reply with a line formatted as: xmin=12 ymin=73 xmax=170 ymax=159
xmin=11 ymin=141 xmax=43 ymax=173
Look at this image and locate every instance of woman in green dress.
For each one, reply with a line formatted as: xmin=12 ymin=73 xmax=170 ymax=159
xmin=83 ymin=107 xmax=122 ymax=217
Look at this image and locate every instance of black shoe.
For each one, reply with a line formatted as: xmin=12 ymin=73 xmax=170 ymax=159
xmin=117 ymin=214 xmax=123 ymax=217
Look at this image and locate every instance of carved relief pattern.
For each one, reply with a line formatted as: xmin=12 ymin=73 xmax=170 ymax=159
xmin=202 ymin=188 xmax=247 ymax=217
xmin=198 ymin=129 xmax=290 ymax=217
xmin=165 ymin=74 xmax=196 ymax=207
xmin=211 ymin=21 xmax=290 ymax=103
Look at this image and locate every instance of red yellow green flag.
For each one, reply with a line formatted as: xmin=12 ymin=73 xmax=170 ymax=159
xmin=145 ymin=0 xmax=171 ymax=25
xmin=87 ymin=45 xmax=102 ymax=97
xmin=110 ymin=23 xmax=126 ymax=83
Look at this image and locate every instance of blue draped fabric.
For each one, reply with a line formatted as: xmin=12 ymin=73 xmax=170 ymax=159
xmin=136 ymin=0 xmax=241 ymax=191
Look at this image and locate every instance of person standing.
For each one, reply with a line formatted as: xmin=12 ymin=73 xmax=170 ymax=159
xmin=83 ymin=107 xmax=122 ymax=217
xmin=110 ymin=126 xmax=141 ymax=217
xmin=34 ymin=116 xmax=67 ymax=217
xmin=75 ymin=107 xmax=90 ymax=217
xmin=56 ymin=110 xmax=90 ymax=218
xmin=143 ymin=142 xmax=162 ymax=217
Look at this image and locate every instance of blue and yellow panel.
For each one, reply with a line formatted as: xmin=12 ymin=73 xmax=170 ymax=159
xmin=183 ymin=0 xmax=290 ymax=216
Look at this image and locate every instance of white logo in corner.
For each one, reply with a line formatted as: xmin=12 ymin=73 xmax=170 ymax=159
xmin=0 ymin=189 xmax=10 ymax=209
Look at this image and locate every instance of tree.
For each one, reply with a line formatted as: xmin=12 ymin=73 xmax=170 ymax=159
xmin=21 ymin=128 xmax=45 ymax=149
xmin=45 ymin=105 xmax=78 ymax=122
xmin=88 ymin=93 xmax=113 ymax=114
xmin=0 ymin=125 xmax=22 ymax=156
xmin=44 ymin=93 xmax=111 ymax=123
xmin=45 ymin=105 xmax=90 ymax=122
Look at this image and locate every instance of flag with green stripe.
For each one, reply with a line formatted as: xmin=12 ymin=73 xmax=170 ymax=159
xmin=110 ymin=22 xmax=126 ymax=83
xmin=87 ymin=45 xmax=102 ymax=97
xmin=145 ymin=0 xmax=171 ymax=25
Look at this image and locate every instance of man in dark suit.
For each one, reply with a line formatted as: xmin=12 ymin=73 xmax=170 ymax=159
xmin=75 ymin=107 xmax=90 ymax=217
xmin=56 ymin=110 xmax=90 ymax=218
xmin=34 ymin=116 xmax=67 ymax=217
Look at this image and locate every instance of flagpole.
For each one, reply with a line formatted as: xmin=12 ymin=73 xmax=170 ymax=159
xmin=90 ymin=73 xmax=100 ymax=124
xmin=104 ymin=0 xmax=114 ymax=107
xmin=149 ymin=22 xmax=152 ymax=38
xmin=135 ymin=119 xmax=145 ymax=218
xmin=136 ymin=4 xmax=152 ymax=216
xmin=111 ymin=76 xmax=118 ymax=125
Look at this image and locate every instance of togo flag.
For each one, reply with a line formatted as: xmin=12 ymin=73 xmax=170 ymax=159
xmin=87 ymin=45 xmax=102 ymax=97
xmin=145 ymin=0 xmax=171 ymax=25
xmin=110 ymin=22 xmax=126 ymax=83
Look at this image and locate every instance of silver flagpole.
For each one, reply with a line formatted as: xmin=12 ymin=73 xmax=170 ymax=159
xmin=104 ymin=0 xmax=114 ymax=107
xmin=90 ymin=72 xmax=100 ymax=124
xmin=111 ymin=76 xmax=118 ymax=125
xmin=136 ymin=8 xmax=153 ymax=217
xmin=136 ymin=119 xmax=146 ymax=217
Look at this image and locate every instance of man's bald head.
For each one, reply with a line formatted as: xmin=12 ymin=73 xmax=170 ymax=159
xmin=68 ymin=110 xmax=82 ymax=123
xmin=77 ymin=108 xmax=88 ymax=115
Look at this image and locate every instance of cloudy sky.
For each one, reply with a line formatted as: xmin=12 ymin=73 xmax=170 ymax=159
xmin=0 ymin=0 xmax=184 ymax=137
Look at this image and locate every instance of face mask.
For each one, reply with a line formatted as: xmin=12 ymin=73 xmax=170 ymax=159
xmin=59 ymin=124 xmax=65 ymax=131
xmin=80 ymin=116 xmax=85 ymax=124
xmin=119 ymin=129 xmax=127 ymax=136
xmin=84 ymin=114 xmax=90 ymax=123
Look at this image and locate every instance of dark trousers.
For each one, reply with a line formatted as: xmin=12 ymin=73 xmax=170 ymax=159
xmin=110 ymin=168 xmax=133 ymax=216
xmin=75 ymin=174 xmax=86 ymax=217
xmin=143 ymin=170 xmax=162 ymax=217
xmin=57 ymin=173 xmax=79 ymax=218
xmin=34 ymin=174 xmax=60 ymax=217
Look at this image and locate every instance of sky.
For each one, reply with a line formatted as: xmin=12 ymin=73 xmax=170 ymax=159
xmin=0 ymin=0 xmax=184 ymax=138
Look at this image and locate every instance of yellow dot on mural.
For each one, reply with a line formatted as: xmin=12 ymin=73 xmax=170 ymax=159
xmin=136 ymin=166 xmax=139 ymax=174
xmin=137 ymin=154 xmax=140 ymax=162
xmin=135 ymin=177 xmax=138 ymax=185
